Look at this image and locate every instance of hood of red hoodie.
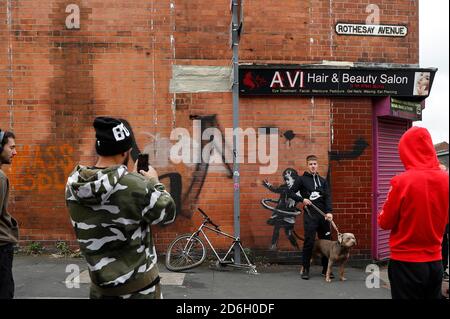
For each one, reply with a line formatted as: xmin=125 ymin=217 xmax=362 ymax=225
xmin=398 ymin=126 xmax=439 ymax=170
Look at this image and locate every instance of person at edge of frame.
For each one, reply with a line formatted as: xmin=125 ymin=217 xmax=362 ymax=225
xmin=378 ymin=126 xmax=448 ymax=299
xmin=0 ymin=128 xmax=18 ymax=299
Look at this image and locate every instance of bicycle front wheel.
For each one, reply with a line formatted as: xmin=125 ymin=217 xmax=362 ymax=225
xmin=165 ymin=234 xmax=206 ymax=271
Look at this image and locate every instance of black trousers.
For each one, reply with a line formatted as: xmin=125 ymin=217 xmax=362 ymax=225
xmin=442 ymin=224 xmax=449 ymax=271
xmin=388 ymin=259 xmax=443 ymax=299
xmin=0 ymin=243 xmax=15 ymax=299
xmin=301 ymin=211 xmax=332 ymax=271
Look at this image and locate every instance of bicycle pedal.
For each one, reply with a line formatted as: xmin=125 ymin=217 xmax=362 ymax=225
xmin=220 ymin=260 xmax=234 ymax=264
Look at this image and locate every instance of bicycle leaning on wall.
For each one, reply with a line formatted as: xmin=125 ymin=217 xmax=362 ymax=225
xmin=165 ymin=208 xmax=258 ymax=274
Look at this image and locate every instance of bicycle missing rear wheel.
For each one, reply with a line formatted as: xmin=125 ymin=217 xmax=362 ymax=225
xmin=165 ymin=208 xmax=258 ymax=275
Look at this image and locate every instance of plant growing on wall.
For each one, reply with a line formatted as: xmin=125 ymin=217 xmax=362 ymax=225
xmin=25 ymin=242 xmax=44 ymax=256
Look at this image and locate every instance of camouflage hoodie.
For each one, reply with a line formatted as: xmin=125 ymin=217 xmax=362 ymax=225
xmin=65 ymin=164 xmax=176 ymax=296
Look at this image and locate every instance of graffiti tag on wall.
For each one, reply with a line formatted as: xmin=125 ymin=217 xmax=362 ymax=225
xmin=9 ymin=144 xmax=75 ymax=192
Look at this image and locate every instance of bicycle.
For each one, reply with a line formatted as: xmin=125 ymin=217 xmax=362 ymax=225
xmin=165 ymin=208 xmax=258 ymax=274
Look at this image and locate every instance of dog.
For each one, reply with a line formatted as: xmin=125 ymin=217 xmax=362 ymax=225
xmin=311 ymin=233 xmax=357 ymax=282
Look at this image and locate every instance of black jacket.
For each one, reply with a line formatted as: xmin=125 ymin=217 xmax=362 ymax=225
xmin=292 ymin=172 xmax=332 ymax=214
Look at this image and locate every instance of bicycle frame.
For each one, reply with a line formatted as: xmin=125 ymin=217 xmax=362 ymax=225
xmin=186 ymin=220 xmax=258 ymax=274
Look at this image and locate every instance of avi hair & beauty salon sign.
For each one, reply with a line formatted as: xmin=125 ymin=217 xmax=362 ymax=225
xmin=335 ymin=23 xmax=407 ymax=37
xmin=239 ymin=65 xmax=436 ymax=100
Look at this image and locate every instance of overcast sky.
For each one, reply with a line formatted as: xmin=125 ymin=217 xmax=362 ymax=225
xmin=415 ymin=0 xmax=449 ymax=144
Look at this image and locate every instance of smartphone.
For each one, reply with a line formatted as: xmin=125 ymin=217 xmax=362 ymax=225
xmin=137 ymin=153 xmax=149 ymax=173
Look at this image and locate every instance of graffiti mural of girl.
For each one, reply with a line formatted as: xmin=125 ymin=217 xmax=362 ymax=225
xmin=262 ymin=168 xmax=304 ymax=251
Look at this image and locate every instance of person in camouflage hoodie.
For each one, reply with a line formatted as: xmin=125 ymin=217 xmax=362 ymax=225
xmin=65 ymin=117 xmax=176 ymax=299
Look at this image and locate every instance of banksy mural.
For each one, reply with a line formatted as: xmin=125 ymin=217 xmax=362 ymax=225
xmin=258 ymin=136 xmax=369 ymax=252
xmin=261 ymin=168 xmax=304 ymax=250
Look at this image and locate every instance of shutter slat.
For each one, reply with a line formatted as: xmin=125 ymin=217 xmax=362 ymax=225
xmin=375 ymin=118 xmax=408 ymax=260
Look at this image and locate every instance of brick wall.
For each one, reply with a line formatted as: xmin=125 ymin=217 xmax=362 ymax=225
xmin=0 ymin=0 xmax=418 ymax=259
xmin=329 ymin=98 xmax=374 ymax=259
xmin=241 ymin=0 xmax=418 ymax=63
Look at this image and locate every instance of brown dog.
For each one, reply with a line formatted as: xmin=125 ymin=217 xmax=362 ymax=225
xmin=312 ymin=233 xmax=357 ymax=282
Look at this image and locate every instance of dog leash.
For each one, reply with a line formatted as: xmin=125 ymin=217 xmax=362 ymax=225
xmin=304 ymin=203 xmax=341 ymax=236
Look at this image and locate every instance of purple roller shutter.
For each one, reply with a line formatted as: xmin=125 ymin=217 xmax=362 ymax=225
xmin=374 ymin=118 xmax=409 ymax=260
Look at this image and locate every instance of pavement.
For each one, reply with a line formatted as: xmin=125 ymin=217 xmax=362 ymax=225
xmin=12 ymin=254 xmax=397 ymax=299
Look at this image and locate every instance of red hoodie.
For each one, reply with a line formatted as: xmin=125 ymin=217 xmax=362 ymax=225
xmin=378 ymin=126 xmax=449 ymax=262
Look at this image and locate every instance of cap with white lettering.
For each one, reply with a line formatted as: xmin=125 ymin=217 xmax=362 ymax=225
xmin=93 ymin=117 xmax=132 ymax=156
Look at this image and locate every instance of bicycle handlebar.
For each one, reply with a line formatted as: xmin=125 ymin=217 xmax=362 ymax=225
xmin=197 ymin=208 xmax=220 ymax=230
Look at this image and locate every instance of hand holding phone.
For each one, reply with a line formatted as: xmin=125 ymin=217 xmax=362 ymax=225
xmin=137 ymin=153 xmax=149 ymax=173
xmin=136 ymin=153 xmax=159 ymax=181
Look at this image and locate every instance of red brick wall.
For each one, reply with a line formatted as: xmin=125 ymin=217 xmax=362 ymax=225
xmin=241 ymin=0 xmax=418 ymax=63
xmin=0 ymin=1 xmax=418 ymax=259
xmin=329 ymin=98 xmax=374 ymax=259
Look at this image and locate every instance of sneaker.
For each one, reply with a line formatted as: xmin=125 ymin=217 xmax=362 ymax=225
xmin=269 ymin=244 xmax=277 ymax=251
xmin=321 ymin=271 xmax=335 ymax=279
xmin=301 ymin=269 xmax=310 ymax=280
xmin=444 ymin=272 xmax=449 ymax=282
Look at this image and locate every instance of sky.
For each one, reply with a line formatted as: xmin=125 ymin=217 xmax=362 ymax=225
xmin=415 ymin=0 xmax=449 ymax=144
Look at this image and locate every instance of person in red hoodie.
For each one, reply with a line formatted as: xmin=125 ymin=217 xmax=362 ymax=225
xmin=378 ymin=126 xmax=449 ymax=299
